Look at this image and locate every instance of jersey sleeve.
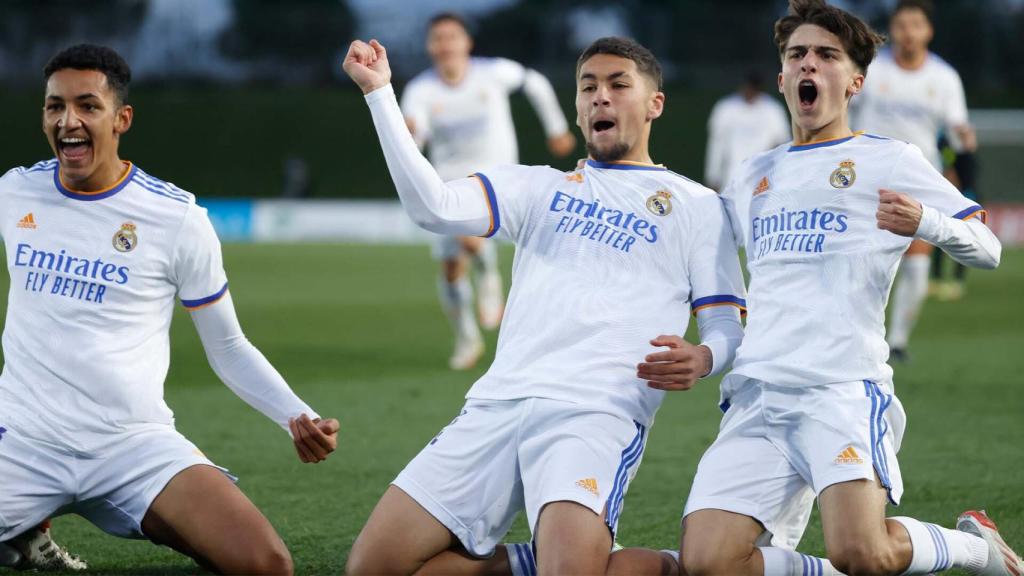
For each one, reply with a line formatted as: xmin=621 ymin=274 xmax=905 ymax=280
xmin=486 ymin=57 xmax=528 ymax=92
xmin=399 ymin=80 xmax=431 ymax=148
xmin=889 ymin=143 xmax=983 ymax=222
xmin=473 ymin=164 xmax=550 ymax=244
xmin=704 ymin=101 xmax=728 ymax=189
xmin=717 ymin=170 xmax=749 ymax=248
xmin=941 ymin=67 xmax=969 ymax=129
xmin=172 ymin=202 xmax=229 ymax=310
xmin=686 ymin=193 xmax=747 ymax=317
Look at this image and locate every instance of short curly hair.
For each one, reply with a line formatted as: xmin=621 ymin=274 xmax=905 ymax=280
xmin=43 ymin=44 xmax=132 ymax=104
xmin=774 ymin=0 xmax=886 ymax=74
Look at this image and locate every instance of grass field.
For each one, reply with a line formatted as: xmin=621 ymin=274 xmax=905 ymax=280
xmin=2 ymin=244 xmax=1022 ymax=575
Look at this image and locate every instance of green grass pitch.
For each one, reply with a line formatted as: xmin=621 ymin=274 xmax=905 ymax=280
xmin=1 ymin=244 xmax=1021 ymax=575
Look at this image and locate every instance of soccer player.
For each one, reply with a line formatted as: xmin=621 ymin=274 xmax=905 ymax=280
xmin=401 ymin=12 xmax=577 ymax=370
xmin=343 ymin=36 xmax=745 ymax=575
xmin=853 ymin=0 xmax=977 ymax=361
xmin=0 ymin=44 xmax=340 ymax=575
xmin=704 ymin=71 xmax=790 ymax=191
xmin=670 ymin=1 xmax=1021 ymax=575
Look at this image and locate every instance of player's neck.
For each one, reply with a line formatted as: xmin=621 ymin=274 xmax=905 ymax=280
xmin=60 ymin=157 xmax=130 ymax=192
xmin=894 ymin=48 xmax=927 ymax=71
xmin=437 ymin=60 xmax=469 ymax=85
xmin=790 ymin=116 xmax=853 ymax=146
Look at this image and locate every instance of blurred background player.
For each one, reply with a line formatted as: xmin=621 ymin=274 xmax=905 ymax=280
xmin=0 ymin=44 xmax=339 ymax=575
xmin=400 ymin=12 xmax=577 ymax=370
xmin=931 ymin=131 xmax=981 ymax=300
xmin=853 ymin=0 xmax=977 ymax=362
xmin=704 ymin=70 xmax=790 ymax=191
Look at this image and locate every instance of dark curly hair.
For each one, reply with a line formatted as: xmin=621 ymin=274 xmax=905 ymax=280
xmin=774 ymin=0 xmax=886 ymax=74
xmin=576 ymin=37 xmax=662 ymax=90
xmin=43 ymin=44 xmax=132 ymax=104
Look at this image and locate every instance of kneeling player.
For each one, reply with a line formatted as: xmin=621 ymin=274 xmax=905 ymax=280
xmin=343 ymin=37 xmax=745 ymax=575
xmin=0 ymin=45 xmax=339 ymax=575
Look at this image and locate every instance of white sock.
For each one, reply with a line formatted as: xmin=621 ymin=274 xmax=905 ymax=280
xmin=890 ymin=516 xmax=989 ymax=574
xmin=437 ymin=275 xmax=479 ymax=342
xmin=471 ymin=239 xmax=499 ymax=277
xmin=887 ymin=255 xmax=930 ymax=349
xmin=506 ymin=543 xmax=536 ymax=576
xmin=759 ymin=547 xmax=842 ymax=576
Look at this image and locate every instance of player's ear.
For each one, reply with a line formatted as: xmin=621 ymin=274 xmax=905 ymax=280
xmin=848 ymin=71 xmax=865 ymax=98
xmin=114 ymin=104 xmax=133 ymax=136
xmin=647 ymin=90 xmax=665 ymax=122
xmin=777 ymin=72 xmax=784 ymax=94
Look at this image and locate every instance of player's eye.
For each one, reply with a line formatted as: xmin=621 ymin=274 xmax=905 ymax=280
xmin=613 ymin=83 xmax=629 ymax=89
xmin=45 ymin=104 xmax=63 ymax=112
xmin=581 ymin=85 xmax=596 ymax=92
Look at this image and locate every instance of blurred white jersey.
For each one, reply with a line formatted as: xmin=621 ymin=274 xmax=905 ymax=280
xmin=401 ymin=57 xmax=568 ymax=180
xmin=854 ymin=50 xmax=968 ymax=169
xmin=0 ymin=160 xmax=228 ymax=453
xmin=720 ymin=133 xmax=984 ymax=403
xmin=467 ymin=160 xmax=746 ymax=425
xmin=704 ymin=93 xmax=790 ymax=189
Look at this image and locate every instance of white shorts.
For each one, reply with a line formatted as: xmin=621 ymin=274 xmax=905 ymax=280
xmin=684 ymin=379 xmax=905 ymax=550
xmin=394 ymin=397 xmax=648 ymax=557
xmin=0 ymin=424 xmax=232 ymax=542
xmin=431 ymin=234 xmax=464 ymax=261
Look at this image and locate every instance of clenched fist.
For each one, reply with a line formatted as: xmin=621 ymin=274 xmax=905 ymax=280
xmin=343 ymin=39 xmax=392 ymax=95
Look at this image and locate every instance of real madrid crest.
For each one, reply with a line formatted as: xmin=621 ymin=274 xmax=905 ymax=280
xmin=113 ymin=222 xmax=138 ymax=252
xmin=646 ymin=190 xmax=673 ymax=216
xmin=829 ymin=159 xmax=856 ymax=189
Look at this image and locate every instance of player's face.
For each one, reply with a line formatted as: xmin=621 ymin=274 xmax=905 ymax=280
xmin=778 ymin=24 xmax=863 ymax=136
xmin=890 ymin=8 xmax=933 ymax=57
xmin=43 ymin=69 xmax=132 ymax=188
xmin=576 ymin=54 xmax=664 ymax=162
xmin=427 ymin=20 xmax=472 ymax=69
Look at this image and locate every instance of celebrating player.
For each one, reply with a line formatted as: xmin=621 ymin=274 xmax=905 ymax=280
xmin=853 ymin=0 xmax=977 ymax=362
xmin=704 ymin=71 xmax=790 ymax=191
xmin=401 ymin=12 xmax=576 ymax=370
xmin=343 ymin=36 xmax=745 ymax=575
xmin=0 ymin=44 xmax=339 ymax=575
xmin=667 ymin=2 xmax=1019 ymax=576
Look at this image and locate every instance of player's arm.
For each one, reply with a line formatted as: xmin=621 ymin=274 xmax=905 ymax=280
xmin=189 ymin=296 xmax=339 ymax=463
xmin=510 ymin=60 xmax=576 ymax=157
xmin=877 ymin=145 xmax=1000 ymax=269
xmin=704 ymin=103 xmax=726 ymax=191
xmin=639 ymin=194 xmax=746 ymax=391
xmin=344 ymin=39 xmax=494 ymax=237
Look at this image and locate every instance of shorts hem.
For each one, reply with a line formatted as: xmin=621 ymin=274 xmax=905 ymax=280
xmin=814 ymin=470 xmax=901 ymax=506
xmin=683 ymin=497 xmax=762 ymax=522
xmin=392 ymin=475 xmax=492 ymax=558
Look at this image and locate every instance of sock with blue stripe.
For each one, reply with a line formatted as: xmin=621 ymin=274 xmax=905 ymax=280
xmin=506 ymin=543 xmax=536 ymax=576
xmin=759 ymin=547 xmax=841 ymax=576
xmin=890 ymin=516 xmax=988 ymax=574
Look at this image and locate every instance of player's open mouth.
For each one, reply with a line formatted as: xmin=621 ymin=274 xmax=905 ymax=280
xmin=58 ymin=136 xmax=92 ymax=163
xmin=798 ymin=80 xmax=818 ymax=109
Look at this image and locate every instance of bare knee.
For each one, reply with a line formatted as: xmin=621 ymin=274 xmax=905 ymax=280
xmin=829 ymin=542 xmax=902 ymax=576
xmin=683 ymin=549 xmax=751 ymax=576
xmin=346 ymin=540 xmax=385 ymax=576
xmin=250 ymin=542 xmax=293 ymax=575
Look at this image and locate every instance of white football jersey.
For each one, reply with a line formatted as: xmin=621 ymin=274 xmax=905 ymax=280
xmin=854 ymin=50 xmax=968 ymax=169
xmin=720 ymin=133 xmax=984 ymax=403
xmin=705 ymin=93 xmax=790 ymax=189
xmin=400 ymin=57 xmax=567 ymax=180
xmin=466 ymin=160 xmax=746 ymax=426
xmin=0 ymin=160 xmax=228 ymax=453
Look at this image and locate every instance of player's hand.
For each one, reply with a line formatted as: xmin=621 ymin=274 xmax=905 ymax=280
xmin=877 ymin=189 xmax=923 ymax=237
xmin=547 ymin=132 xmax=577 ymax=158
xmin=638 ymin=335 xmax=712 ymax=391
xmin=342 ymin=39 xmax=392 ymax=95
xmin=289 ymin=414 xmax=340 ymax=463
xmin=955 ymin=124 xmax=978 ymax=153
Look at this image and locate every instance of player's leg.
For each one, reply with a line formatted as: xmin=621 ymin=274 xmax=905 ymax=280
xmin=434 ymin=236 xmax=484 ymax=370
xmin=351 ymin=400 xmax=525 ymax=575
xmin=886 ymin=241 xmax=933 ymax=360
xmin=534 ymin=501 xmax=612 ymax=574
xmin=3 ymin=520 xmax=87 ymax=571
xmin=140 ymin=464 xmax=292 ymax=575
xmin=460 ymin=236 xmax=504 ymax=329
xmin=606 ymin=546 xmax=679 ymax=576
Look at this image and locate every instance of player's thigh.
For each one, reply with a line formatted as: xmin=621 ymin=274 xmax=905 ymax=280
xmin=347 ymin=485 xmax=457 ymax=576
xmin=684 ymin=385 xmax=815 ymax=552
xmin=392 ymin=400 xmax=523 ymax=558
xmin=905 ymin=239 xmax=933 ymax=256
xmin=519 ymin=401 xmax=646 ymax=541
xmin=817 ymin=476 xmax=908 ymax=574
xmin=459 ymin=236 xmax=485 ymax=254
xmin=141 ymin=464 xmax=291 ymax=575
xmin=534 ymin=501 xmax=612 ymax=576
xmin=681 ymin=509 xmax=766 ymax=576
xmin=0 ymin=427 xmax=72 ymax=542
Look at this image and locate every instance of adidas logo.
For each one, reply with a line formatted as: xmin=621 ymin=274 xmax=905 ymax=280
xmin=17 ymin=213 xmax=36 ymax=229
xmin=575 ymin=478 xmax=599 ymax=496
xmin=834 ymin=446 xmax=864 ymax=465
xmin=566 ymin=172 xmax=584 ymax=183
xmin=753 ymin=176 xmax=770 ymax=196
